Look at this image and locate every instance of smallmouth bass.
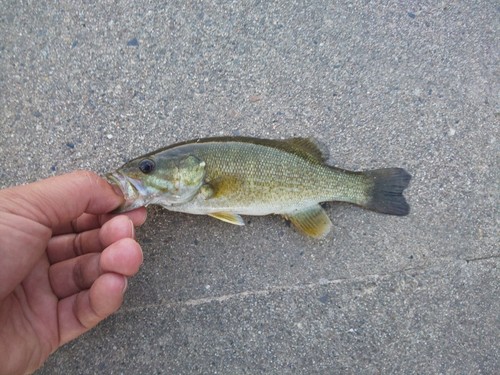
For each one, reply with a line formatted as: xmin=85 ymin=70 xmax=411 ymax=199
xmin=106 ymin=137 xmax=411 ymax=238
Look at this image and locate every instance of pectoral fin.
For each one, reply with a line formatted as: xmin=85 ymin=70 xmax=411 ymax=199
xmin=208 ymin=212 xmax=245 ymax=226
xmin=284 ymin=205 xmax=332 ymax=238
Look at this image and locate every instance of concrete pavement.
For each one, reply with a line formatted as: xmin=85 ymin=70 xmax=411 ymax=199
xmin=1 ymin=1 xmax=498 ymax=373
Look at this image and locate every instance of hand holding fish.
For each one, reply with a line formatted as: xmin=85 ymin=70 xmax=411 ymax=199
xmin=0 ymin=171 xmax=146 ymax=375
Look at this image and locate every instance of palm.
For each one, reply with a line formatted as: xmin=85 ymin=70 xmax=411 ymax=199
xmin=1 ymin=255 xmax=59 ymax=370
xmin=0 ymin=214 xmax=146 ymax=374
xmin=0 ymin=171 xmax=146 ymax=374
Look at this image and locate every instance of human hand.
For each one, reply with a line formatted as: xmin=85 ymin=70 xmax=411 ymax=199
xmin=0 ymin=171 xmax=147 ymax=375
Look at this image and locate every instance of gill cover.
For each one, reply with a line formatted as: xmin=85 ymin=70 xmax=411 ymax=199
xmin=107 ymin=154 xmax=206 ymax=212
xmin=162 ymin=154 xmax=206 ymax=204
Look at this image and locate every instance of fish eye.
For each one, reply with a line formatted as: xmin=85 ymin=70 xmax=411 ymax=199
xmin=139 ymin=159 xmax=155 ymax=174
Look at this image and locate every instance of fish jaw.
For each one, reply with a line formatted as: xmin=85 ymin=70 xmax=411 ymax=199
xmin=105 ymin=172 xmax=148 ymax=212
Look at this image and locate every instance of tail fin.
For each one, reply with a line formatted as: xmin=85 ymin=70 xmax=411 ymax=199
xmin=363 ymin=168 xmax=411 ymax=216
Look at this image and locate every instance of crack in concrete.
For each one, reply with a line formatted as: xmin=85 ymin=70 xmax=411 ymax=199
xmin=120 ymin=276 xmax=365 ymax=314
xmin=119 ymin=255 xmax=499 ymax=314
xmin=464 ymin=253 xmax=500 ymax=262
xmin=120 ymin=266 xmax=422 ymax=313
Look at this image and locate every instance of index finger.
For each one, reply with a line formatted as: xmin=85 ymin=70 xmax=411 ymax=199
xmin=52 ymin=207 xmax=147 ymax=236
xmin=0 ymin=171 xmax=124 ymax=230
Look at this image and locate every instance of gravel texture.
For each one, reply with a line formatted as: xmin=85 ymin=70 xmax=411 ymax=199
xmin=0 ymin=1 xmax=498 ymax=374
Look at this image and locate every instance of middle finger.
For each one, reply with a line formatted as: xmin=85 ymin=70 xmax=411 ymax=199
xmin=47 ymin=215 xmax=135 ymax=264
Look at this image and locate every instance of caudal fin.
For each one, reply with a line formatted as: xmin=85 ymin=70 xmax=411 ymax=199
xmin=363 ymin=168 xmax=411 ymax=216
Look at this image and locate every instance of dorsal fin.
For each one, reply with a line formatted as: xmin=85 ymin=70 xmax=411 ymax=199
xmin=281 ymin=138 xmax=328 ymax=162
xmin=136 ymin=136 xmax=329 ymax=164
xmin=239 ymin=137 xmax=328 ymax=162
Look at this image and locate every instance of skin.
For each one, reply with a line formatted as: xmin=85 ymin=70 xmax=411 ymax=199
xmin=0 ymin=171 xmax=147 ymax=375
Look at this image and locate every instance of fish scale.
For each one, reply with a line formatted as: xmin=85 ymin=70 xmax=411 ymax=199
xmin=106 ymin=137 xmax=411 ymax=238
xmin=181 ymin=142 xmax=367 ymax=212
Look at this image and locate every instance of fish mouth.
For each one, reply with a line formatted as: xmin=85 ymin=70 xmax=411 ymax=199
xmin=105 ymin=172 xmax=146 ymax=212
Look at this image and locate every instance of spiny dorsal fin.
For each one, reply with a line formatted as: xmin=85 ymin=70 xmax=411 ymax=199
xmin=284 ymin=205 xmax=332 ymax=238
xmin=221 ymin=136 xmax=328 ymax=163
xmin=147 ymin=136 xmax=328 ymax=164
xmin=209 ymin=212 xmax=245 ymax=226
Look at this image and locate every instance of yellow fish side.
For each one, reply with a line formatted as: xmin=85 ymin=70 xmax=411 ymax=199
xmin=107 ymin=137 xmax=411 ymax=238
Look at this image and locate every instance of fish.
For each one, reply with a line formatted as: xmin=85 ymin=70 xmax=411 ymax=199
xmin=106 ymin=137 xmax=411 ymax=238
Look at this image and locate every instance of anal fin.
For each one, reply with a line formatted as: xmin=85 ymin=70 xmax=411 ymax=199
xmin=284 ymin=205 xmax=332 ymax=238
xmin=208 ymin=212 xmax=245 ymax=226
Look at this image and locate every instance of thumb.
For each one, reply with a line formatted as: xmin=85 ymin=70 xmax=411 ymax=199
xmin=0 ymin=171 xmax=124 ymax=229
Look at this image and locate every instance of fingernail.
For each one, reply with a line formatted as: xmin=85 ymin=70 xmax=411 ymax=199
xmin=111 ymin=183 xmax=124 ymax=197
xmin=122 ymin=277 xmax=128 ymax=294
xmin=129 ymin=219 xmax=135 ymax=239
